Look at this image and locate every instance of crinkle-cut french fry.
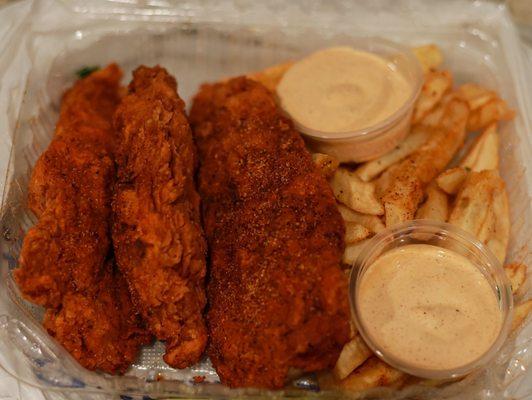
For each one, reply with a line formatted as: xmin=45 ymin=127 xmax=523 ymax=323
xmin=436 ymin=167 xmax=468 ymax=195
xmin=459 ymin=123 xmax=499 ymax=172
xmin=331 ymin=168 xmax=384 ymax=215
xmin=246 ymin=61 xmax=293 ymax=92
xmin=381 ymin=98 xmax=469 ymax=227
xmin=355 ymin=127 xmax=432 ymax=182
xmin=504 ymin=263 xmax=527 ymax=295
xmin=415 ymin=182 xmax=449 ymax=222
xmin=457 ymin=83 xmax=498 ymax=111
xmin=412 ymin=44 xmax=444 ymax=74
xmin=337 ymin=204 xmax=385 ymax=234
xmin=334 ymin=335 xmax=373 ymax=380
xmin=312 ymin=153 xmax=340 ymax=179
xmin=511 ymin=299 xmax=532 ymax=332
xmin=467 ymin=98 xmax=515 ymax=132
xmin=345 ymin=222 xmax=371 ymax=244
xmin=412 ymin=70 xmax=453 ymax=124
xmin=342 ymin=239 xmax=370 ymax=266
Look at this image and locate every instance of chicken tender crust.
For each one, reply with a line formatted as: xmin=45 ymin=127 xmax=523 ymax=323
xmin=112 ymin=66 xmax=208 ymax=368
xmin=15 ymin=65 xmax=151 ymax=374
xmin=190 ymin=77 xmax=350 ymax=388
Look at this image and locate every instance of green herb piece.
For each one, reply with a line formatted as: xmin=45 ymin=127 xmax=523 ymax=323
xmin=76 ymin=66 xmax=100 ymax=79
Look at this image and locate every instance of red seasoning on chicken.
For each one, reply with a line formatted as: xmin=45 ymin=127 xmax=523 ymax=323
xmin=112 ymin=66 xmax=208 ymax=369
xmin=190 ymin=77 xmax=350 ymax=388
xmin=15 ymin=64 xmax=151 ymax=374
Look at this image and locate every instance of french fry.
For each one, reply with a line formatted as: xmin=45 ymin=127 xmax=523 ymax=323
xmin=412 ymin=44 xmax=444 ymax=74
xmin=457 ymin=83 xmax=497 ymax=111
xmin=343 ymin=239 xmax=370 ymax=266
xmin=504 ymin=263 xmax=527 ymax=295
xmin=246 ymin=61 xmax=293 ymax=92
xmin=416 ymin=91 xmax=457 ymax=127
xmin=355 ymin=126 xmax=432 ymax=182
xmin=331 ymin=168 xmax=384 ymax=215
xmin=418 ymin=104 xmax=446 ymax=127
xmin=320 ymin=357 xmax=407 ymax=391
xmin=415 ymin=182 xmax=449 ymax=222
xmin=334 ymin=335 xmax=373 ymax=380
xmin=436 ymin=167 xmax=468 ymax=195
xmin=448 ymin=170 xmax=509 ymax=263
xmin=312 ymin=153 xmax=340 ymax=179
xmin=459 ymin=123 xmax=499 ymax=171
xmin=467 ymin=98 xmax=514 ymax=132
xmin=345 ymin=222 xmax=371 ymax=244
xmin=381 ymin=98 xmax=469 ymax=227
xmin=448 ymin=171 xmax=499 ymax=238
xmin=412 ymin=70 xmax=453 ymax=124
xmin=486 ymin=186 xmax=510 ymax=263
xmin=511 ymin=299 xmax=532 ymax=332
xmin=337 ymin=204 xmax=385 ymax=234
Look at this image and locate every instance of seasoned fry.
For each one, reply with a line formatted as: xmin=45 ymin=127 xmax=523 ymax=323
xmin=415 ymin=182 xmax=449 ymax=222
xmin=334 ymin=335 xmax=373 ymax=380
xmin=345 ymin=222 xmax=371 ymax=244
xmin=343 ymin=239 xmax=370 ymax=266
xmin=436 ymin=167 xmax=468 ymax=195
xmin=457 ymin=83 xmax=497 ymax=111
xmin=355 ymin=126 xmax=432 ymax=182
xmin=331 ymin=168 xmax=384 ymax=215
xmin=313 ymin=153 xmax=340 ymax=179
xmin=511 ymin=299 xmax=532 ymax=332
xmin=337 ymin=204 xmax=385 ymax=234
xmin=459 ymin=123 xmax=499 ymax=171
xmin=320 ymin=357 xmax=407 ymax=391
xmin=467 ymin=98 xmax=514 ymax=132
xmin=418 ymin=103 xmax=446 ymax=127
xmin=380 ymin=98 xmax=469 ymax=227
xmin=448 ymin=170 xmax=509 ymax=263
xmin=412 ymin=44 xmax=444 ymax=73
xmin=448 ymin=171 xmax=499 ymax=238
xmin=412 ymin=70 xmax=452 ymax=124
xmin=247 ymin=61 xmax=293 ymax=92
xmin=486 ymin=186 xmax=510 ymax=263
xmin=504 ymin=263 xmax=527 ymax=294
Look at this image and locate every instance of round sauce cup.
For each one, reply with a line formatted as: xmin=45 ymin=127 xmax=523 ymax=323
xmin=276 ymin=38 xmax=423 ymax=163
xmin=348 ymin=220 xmax=513 ymax=379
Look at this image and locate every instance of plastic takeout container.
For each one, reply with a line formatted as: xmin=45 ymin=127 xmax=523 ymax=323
xmin=0 ymin=1 xmax=531 ymax=399
xmin=349 ymin=220 xmax=514 ymax=380
xmin=287 ymin=38 xmax=423 ymax=163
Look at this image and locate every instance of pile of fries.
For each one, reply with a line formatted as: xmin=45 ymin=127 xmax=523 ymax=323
xmin=250 ymin=44 xmax=531 ymax=393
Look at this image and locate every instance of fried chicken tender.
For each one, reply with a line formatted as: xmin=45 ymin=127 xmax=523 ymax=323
xmin=15 ymin=64 xmax=151 ymax=374
xmin=190 ymin=77 xmax=350 ymax=388
xmin=112 ymin=66 xmax=207 ymax=369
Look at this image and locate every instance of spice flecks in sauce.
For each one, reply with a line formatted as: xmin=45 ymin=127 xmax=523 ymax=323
xmin=356 ymin=244 xmax=502 ymax=371
xmin=276 ymin=46 xmax=412 ymax=134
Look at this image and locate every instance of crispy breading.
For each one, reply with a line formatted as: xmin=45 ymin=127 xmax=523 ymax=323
xmin=15 ymin=65 xmax=151 ymax=374
xmin=190 ymin=77 xmax=350 ymax=388
xmin=112 ymin=66 xmax=207 ymax=369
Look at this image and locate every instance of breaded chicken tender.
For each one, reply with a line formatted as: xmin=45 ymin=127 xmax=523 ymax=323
xmin=112 ymin=66 xmax=208 ymax=369
xmin=190 ymin=77 xmax=350 ymax=388
xmin=15 ymin=64 xmax=151 ymax=374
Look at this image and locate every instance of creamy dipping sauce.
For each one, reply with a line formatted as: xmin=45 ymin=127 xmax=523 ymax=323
xmin=276 ymin=46 xmax=412 ymax=134
xmin=356 ymin=244 xmax=503 ymax=371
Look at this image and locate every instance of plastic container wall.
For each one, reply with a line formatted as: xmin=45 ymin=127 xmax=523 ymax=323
xmin=0 ymin=1 xmax=530 ymax=399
